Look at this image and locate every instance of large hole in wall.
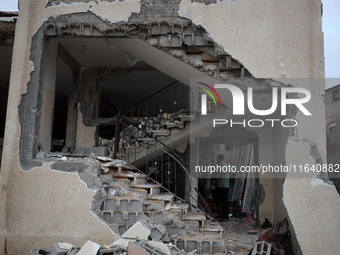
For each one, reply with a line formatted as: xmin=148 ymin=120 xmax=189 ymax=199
xmin=40 ymin=38 xmax=190 ymax=155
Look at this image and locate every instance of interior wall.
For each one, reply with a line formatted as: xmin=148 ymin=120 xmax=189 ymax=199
xmin=0 ymin=46 xmax=12 ymax=167
xmin=75 ymin=106 xmax=96 ymax=149
xmin=39 ymin=40 xmax=58 ymax=152
xmin=247 ymin=125 xmax=275 ymax=224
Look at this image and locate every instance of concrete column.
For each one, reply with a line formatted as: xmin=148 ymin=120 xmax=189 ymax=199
xmin=39 ymin=40 xmax=58 ymax=152
xmin=75 ymin=104 xmax=96 ymax=149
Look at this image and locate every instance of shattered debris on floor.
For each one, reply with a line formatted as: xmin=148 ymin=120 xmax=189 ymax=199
xmin=29 ymin=155 xmax=292 ymax=255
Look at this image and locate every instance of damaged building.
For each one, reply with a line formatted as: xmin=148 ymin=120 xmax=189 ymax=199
xmin=0 ymin=0 xmax=339 ymax=254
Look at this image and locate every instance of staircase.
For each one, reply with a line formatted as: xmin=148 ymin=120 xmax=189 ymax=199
xmin=98 ymin=160 xmax=227 ymax=254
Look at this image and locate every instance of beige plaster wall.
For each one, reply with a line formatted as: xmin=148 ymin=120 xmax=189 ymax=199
xmin=178 ymin=1 xmax=337 ymax=254
xmin=5 ymin=164 xmax=118 ymax=253
xmin=0 ymin=0 xmax=141 ymax=252
xmin=284 ymin=141 xmax=340 ymax=254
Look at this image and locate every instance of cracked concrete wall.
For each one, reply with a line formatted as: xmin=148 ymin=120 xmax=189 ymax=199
xmin=0 ymin=0 xmax=141 ymax=253
xmin=179 ymin=1 xmax=338 ymax=254
xmin=0 ymin=0 xmax=334 ymax=254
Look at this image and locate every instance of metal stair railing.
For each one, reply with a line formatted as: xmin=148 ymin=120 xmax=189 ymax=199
xmin=121 ymin=81 xmax=190 ymax=120
xmin=116 ymin=116 xmax=215 ymax=220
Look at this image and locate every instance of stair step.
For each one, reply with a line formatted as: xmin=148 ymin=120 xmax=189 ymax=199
xmin=200 ymin=220 xmax=223 ymax=237
xmin=148 ymin=193 xmax=175 ymax=211
xmin=101 ymin=161 xmax=134 ymax=170
xmin=151 ymin=129 xmax=171 ymax=136
xmin=171 ymin=202 xmax=189 ymax=214
xmin=130 ymin=183 xmax=162 ymax=195
xmin=165 ymin=122 xmax=184 ymax=129
xmin=133 ymin=175 xmax=148 ymax=185
xmin=136 ymin=137 xmax=154 ymax=142
xmin=179 ymin=115 xmax=197 ymax=122
xmin=202 ymin=58 xmax=219 ymax=63
xmin=186 ymin=48 xmax=203 ymax=55
xmin=182 ymin=211 xmax=206 ymax=222
xmin=113 ymin=169 xmax=144 ymax=179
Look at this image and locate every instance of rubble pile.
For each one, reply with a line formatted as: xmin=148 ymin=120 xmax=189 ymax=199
xmin=29 ymin=155 xmax=280 ymax=255
xmin=94 ymin=157 xmax=228 ymax=254
xmin=31 ymin=224 xmax=187 ymax=255
xmin=119 ymin=108 xmax=194 ymax=148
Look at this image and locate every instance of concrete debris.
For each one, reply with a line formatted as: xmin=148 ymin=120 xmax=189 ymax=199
xmin=142 ymin=218 xmax=166 ymax=241
xmin=120 ymin=108 xmax=191 ymax=148
xmin=122 ymin=220 xmax=151 ymax=240
xmin=148 ymin=241 xmax=171 ymax=255
xmin=110 ymin=238 xmax=132 ymax=250
xmin=74 ymin=147 xmax=109 ymax=157
xmin=35 ymin=151 xmax=46 ymax=159
xmin=50 ymin=243 xmax=74 ymax=255
xmin=66 ymin=247 xmax=80 ymax=255
xmin=77 ymin=240 xmax=100 ymax=255
xmin=251 ymin=241 xmax=271 ymax=255
xmin=58 ymin=243 xmax=75 ymax=250
xmin=31 ymin=248 xmax=50 ymax=255
xmin=127 ymin=242 xmax=149 ymax=255
xmin=128 ymin=238 xmax=168 ymax=255
xmin=101 ymin=159 xmax=133 ymax=172
xmin=33 ymin=241 xmax=128 ymax=255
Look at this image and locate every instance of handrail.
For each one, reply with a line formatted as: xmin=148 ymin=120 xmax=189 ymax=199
xmin=121 ymin=81 xmax=190 ymax=120
xmin=120 ymin=81 xmax=180 ymax=115
xmin=117 ymin=116 xmax=214 ymax=220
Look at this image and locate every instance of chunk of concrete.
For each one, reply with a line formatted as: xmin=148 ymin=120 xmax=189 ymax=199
xmin=51 ymin=243 xmax=73 ymax=255
xmin=77 ymin=240 xmax=101 ymax=255
xmin=127 ymin=242 xmax=148 ymax=255
xmin=251 ymin=241 xmax=271 ymax=255
xmin=35 ymin=151 xmax=46 ymax=159
xmin=122 ymin=220 xmax=151 ymax=240
xmin=31 ymin=248 xmax=50 ymax=255
xmin=110 ymin=238 xmax=131 ymax=249
xmin=148 ymin=241 xmax=170 ymax=255
xmin=66 ymin=247 xmax=80 ymax=255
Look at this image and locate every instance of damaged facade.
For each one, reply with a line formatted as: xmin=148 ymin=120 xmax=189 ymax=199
xmin=0 ymin=0 xmax=339 ymax=254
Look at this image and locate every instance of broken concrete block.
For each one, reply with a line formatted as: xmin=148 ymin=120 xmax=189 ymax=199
xmin=150 ymin=225 xmax=166 ymax=241
xmin=50 ymin=243 xmax=72 ymax=255
xmin=161 ymin=232 xmax=170 ymax=243
xmin=99 ymin=246 xmax=127 ymax=255
xmin=77 ymin=240 xmax=101 ymax=255
xmin=166 ymin=243 xmax=186 ymax=255
xmin=66 ymin=247 xmax=80 ymax=255
xmin=127 ymin=242 xmax=148 ymax=255
xmin=251 ymin=241 xmax=272 ymax=255
xmin=31 ymin=248 xmax=50 ymax=255
xmin=132 ymin=239 xmax=168 ymax=255
xmin=35 ymin=151 xmax=46 ymax=159
xmin=148 ymin=241 xmax=170 ymax=255
xmin=110 ymin=238 xmax=132 ymax=249
xmin=122 ymin=220 xmax=151 ymax=240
